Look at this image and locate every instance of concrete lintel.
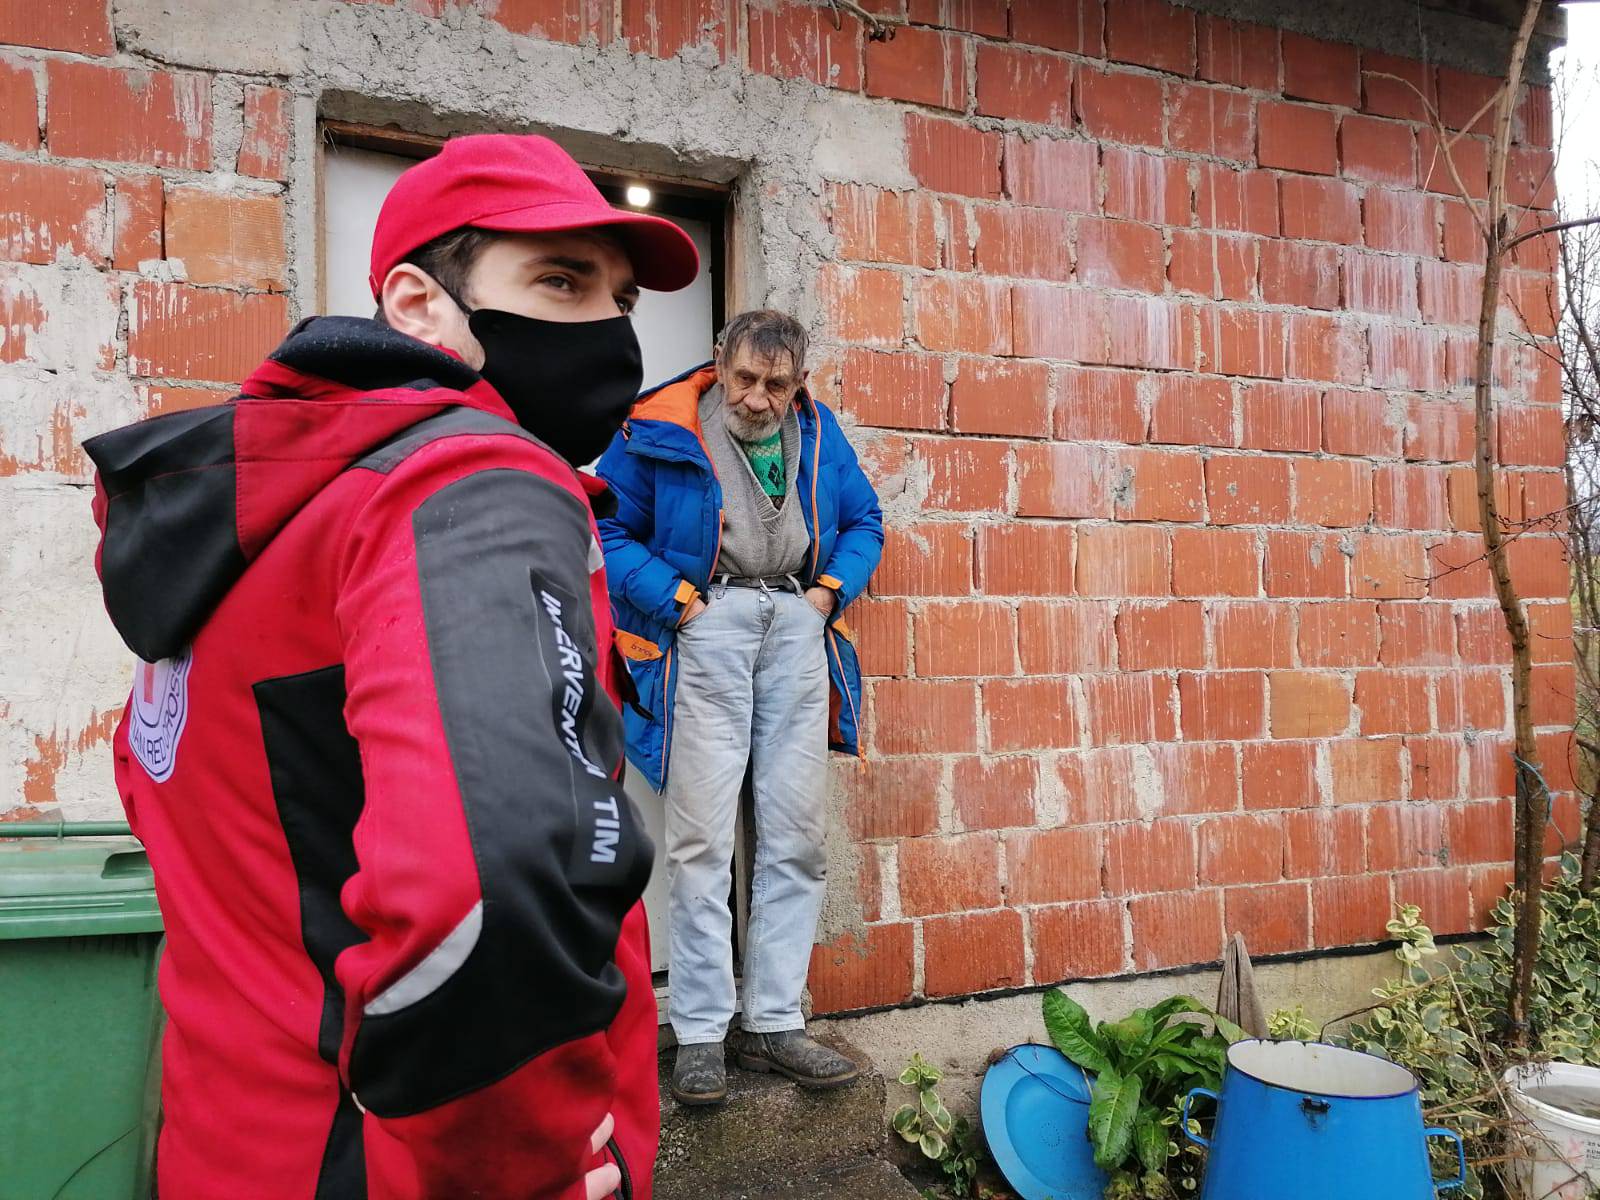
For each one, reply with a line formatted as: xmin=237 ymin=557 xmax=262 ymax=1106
xmin=112 ymin=0 xmax=310 ymax=77
xmin=1176 ymin=0 xmax=1561 ymax=83
xmin=294 ymin=2 xmax=918 ymax=366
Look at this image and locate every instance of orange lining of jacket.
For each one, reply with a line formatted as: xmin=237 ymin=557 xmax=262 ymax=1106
xmin=615 ymin=630 xmax=663 ymax=662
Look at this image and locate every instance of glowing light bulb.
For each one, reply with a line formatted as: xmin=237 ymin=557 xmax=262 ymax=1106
xmin=625 ymin=185 xmax=652 ymax=208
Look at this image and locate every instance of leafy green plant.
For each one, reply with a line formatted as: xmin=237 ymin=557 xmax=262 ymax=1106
xmin=1041 ymin=990 xmax=1244 ymax=1197
xmin=892 ymin=1054 xmax=982 ymax=1198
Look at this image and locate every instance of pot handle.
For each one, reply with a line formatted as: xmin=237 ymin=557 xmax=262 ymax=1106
xmin=1425 ymin=1127 xmax=1467 ymax=1191
xmin=1182 ymin=1087 xmax=1219 ymax=1149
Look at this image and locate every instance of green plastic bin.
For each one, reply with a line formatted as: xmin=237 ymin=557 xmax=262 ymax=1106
xmin=0 ymin=822 xmax=165 ymax=1200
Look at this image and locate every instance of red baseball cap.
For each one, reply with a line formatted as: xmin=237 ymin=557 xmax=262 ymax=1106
xmin=368 ymin=133 xmax=701 ymax=298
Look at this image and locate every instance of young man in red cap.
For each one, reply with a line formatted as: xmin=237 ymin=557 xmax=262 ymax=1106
xmin=84 ymin=133 xmax=697 ymax=1200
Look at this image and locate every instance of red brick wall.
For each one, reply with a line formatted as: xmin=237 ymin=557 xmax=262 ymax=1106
xmin=0 ymin=0 xmax=1574 ymax=1011
xmin=798 ymin=2 xmax=1573 ymax=1011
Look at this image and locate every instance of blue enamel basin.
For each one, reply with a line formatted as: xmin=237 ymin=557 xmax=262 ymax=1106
xmin=981 ymin=1044 xmax=1108 ymax=1200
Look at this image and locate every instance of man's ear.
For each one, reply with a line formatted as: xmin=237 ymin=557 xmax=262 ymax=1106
xmin=379 ymin=264 xmax=480 ymax=366
xmin=380 ymin=264 xmax=443 ymax=340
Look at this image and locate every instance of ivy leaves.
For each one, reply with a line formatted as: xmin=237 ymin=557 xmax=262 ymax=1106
xmin=1333 ymin=855 xmax=1600 ymax=1198
xmin=891 ymin=1053 xmax=980 ymax=1197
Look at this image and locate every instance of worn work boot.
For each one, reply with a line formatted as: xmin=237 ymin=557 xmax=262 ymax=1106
xmin=670 ymin=1041 xmax=728 ymax=1107
xmin=733 ymin=1029 xmax=861 ymax=1089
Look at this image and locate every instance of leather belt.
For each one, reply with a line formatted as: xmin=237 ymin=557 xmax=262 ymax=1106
xmin=714 ymin=573 xmax=805 ymax=594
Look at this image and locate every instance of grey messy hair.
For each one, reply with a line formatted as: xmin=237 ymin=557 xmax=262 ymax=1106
xmin=714 ymin=309 xmax=809 ymax=375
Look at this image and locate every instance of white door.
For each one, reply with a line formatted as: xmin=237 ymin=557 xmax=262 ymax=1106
xmin=321 ymin=140 xmax=717 ymax=975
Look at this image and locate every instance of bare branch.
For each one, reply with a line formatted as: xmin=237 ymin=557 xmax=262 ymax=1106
xmin=1469 ymin=0 xmax=1546 ymax=1049
xmin=1368 ymin=70 xmax=1491 ymax=240
xmin=1502 ymin=214 xmax=1600 ymax=255
xmin=1447 ymin=81 xmax=1515 ymax=154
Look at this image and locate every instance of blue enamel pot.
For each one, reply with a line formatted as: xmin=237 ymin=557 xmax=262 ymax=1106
xmin=1182 ymin=1040 xmax=1466 ymax=1199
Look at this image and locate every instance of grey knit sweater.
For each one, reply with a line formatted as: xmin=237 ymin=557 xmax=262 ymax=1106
xmin=700 ymin=385 xmax=810 ymax=579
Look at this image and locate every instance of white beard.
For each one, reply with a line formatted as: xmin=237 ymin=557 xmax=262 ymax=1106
xmin=726 ymin=405 xmax=781 ymax=442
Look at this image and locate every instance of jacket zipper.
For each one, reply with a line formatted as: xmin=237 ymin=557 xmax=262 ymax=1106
xmin=662 ymin=431 xmax=719 ymax=788
xmin=806 ymin=398 xmax=822 ymax=582
xmin=607 ymin=1135 xmax=633 ymax=1200
xmin=660 ymin=646 xmax=673 ymax=778
xmin=826 ymin=631 xmax=863 ymax=757
xmin=703 ymin=439 xmax=722 ymax=587
xmin=802 ymin=397 xmax=859 ymax=753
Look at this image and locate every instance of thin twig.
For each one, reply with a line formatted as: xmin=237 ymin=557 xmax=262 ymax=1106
xmin=1443 ymin=967 xmax=1525 ymax=1194
xmin=1447 ymin=82 xmax=1514 ymax=154
xmin=1560 ymin=234 xmax=1600 ymax=397
xmin=1419 ymin=515 xmax=1570 ymax=591
xmin=1503 ymin=214 xmax=1600 ymax=255
xmin=1317 ymin=972 xmax=1450 ymax=1040
xmin=1367 ymin=72 xmax=1493 ymax=242
xmin=1506 ymin=149 xmax=1562 ymax=260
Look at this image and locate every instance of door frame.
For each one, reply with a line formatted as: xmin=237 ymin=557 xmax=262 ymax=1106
xmin=317 ymin=119 xmax=730 ymax=332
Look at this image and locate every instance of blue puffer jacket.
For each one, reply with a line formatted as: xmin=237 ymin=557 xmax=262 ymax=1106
xmin=596 ymin=363 xmax=885 ymax=792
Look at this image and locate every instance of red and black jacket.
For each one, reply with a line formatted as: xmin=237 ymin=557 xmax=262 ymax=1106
xmin=84 ymin=316 xmax=658 ymax=1200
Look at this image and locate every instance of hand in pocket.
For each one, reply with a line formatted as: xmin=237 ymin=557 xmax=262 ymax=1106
xmin=586 ymin=1112 xmax=620 ymax=1199
xmin=679 ymin=595 xmax=708 ymax=627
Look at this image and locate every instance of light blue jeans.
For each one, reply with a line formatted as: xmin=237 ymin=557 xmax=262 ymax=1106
xmin=666 ymin=582 xmax=830 ymax=1044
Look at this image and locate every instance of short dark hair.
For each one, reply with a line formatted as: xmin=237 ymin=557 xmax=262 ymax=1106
xmin=374 ymin=226 xmax=502 ymax=322
xmin=715 ymin=309 xmax=808 ymax=376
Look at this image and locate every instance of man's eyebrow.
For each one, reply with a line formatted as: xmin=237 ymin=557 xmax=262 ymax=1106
xmin=527 ymin=253 xmax=598 ymax=275
xmin=526 ymin=254 xmax=640 ymax=298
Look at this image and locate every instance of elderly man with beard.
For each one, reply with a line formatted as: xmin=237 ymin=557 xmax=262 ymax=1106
xmin=597 ymin=310 xmax=884 ymax=1108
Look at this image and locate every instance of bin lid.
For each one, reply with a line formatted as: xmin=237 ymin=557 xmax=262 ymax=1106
xmin=0 ymin=838 xmax=164 ymax=939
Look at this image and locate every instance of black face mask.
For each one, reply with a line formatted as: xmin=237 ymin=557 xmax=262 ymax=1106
xmin=464 ymin=308 xmax=643 ymax=466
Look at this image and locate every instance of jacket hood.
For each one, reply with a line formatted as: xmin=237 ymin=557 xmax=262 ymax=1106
xmin=626 ymin=362 xmax=716 ymax=434
xmin=84 ymin=316 xmax=513 ymax=662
